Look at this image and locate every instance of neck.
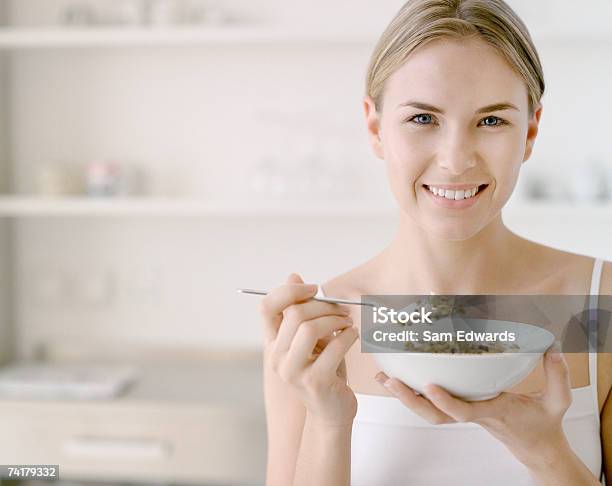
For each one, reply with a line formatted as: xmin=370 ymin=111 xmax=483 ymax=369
xmin=380 ymin=212 xmax=523 ymax=294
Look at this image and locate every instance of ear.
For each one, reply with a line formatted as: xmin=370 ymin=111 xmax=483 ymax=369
xmin=363 ymin=95 xmax=385 ymax=160
xmin=523 ymin=103 xmax=543 ymax=163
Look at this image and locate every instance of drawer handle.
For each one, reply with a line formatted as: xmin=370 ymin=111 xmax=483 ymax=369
xmin=62 ymin=436 xmax=172 ymax=460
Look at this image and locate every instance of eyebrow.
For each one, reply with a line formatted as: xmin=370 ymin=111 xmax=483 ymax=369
xmin=397 ymin=100 xmax=519 ymax=114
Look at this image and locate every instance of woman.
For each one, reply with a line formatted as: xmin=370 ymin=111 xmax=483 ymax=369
xmin=259 ymin=1 xmax=611 ymax=484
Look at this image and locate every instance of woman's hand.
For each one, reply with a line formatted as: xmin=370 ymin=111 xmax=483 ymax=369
xmin=260 ymin=273 xmax=359 ymax=427
xmin=375 ymin=347 xmax=574 ymax=469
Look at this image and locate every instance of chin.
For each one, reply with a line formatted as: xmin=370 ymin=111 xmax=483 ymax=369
xmin=400 ymin=207 xmax=487 ymax=240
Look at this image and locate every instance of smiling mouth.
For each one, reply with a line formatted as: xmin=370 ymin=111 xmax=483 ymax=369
xmin=422 ymin=184 xmax=489 ymax=200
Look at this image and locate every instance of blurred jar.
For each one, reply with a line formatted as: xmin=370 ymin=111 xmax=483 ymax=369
xmin=86 ymin=160 xmax=121 ymax=197
xmin=60 ymin=3 xmax=95 ymax=26
xmin=144 ymin=0 xmax=181 ymax=26
xmin=36 ymin=163 xmax=84 ymax=196
xmin=96 ymin=0 xmax=145 ymax=25
xmin=521 ymin=172 xmax=548 ymax=200
xmin=100 ymin=0 xmax=145 ymax=25
xmin=568 ymin=158 xmax=607 ymax=203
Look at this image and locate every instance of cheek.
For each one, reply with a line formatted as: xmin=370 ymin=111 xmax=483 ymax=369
xmin=478 ymin=131 xmax=525 ymax=181
xmin=479 ymin=130 xmax=524 ymax=159
xmin=383 ymin=130 xmax=434 ymax=180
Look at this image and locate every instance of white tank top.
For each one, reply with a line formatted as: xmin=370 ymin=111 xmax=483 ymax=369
xmin=317 ymin=257 xmax=605 ymax=485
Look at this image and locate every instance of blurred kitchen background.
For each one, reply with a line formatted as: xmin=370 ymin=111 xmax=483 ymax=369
xmin=0 ymin=0 xmax=610 ymax=485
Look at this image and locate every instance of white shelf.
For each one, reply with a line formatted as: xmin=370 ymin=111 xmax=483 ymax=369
xmin=0 ymin=196 xmax=611 ymax=218
xmin=0 ymin=196 xmax=397 ymax=218
xmin=0 ymin=26 xmax=608 ymax=50
xmin=0 ymin=26 xmax=377 ymax=49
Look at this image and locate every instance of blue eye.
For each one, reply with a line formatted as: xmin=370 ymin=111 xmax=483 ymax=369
xmin=480 ymin=116 xmax=507 ymax=127
xmin=408 ymin=113 xmax=435 ymax=125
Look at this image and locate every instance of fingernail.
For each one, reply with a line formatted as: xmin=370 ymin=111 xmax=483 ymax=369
xmin=383 ymin=379 xmax=396 ymax=392
xmin=375 ymin=372 xmax=385 ymax=384
xmin=549 ymin=351 xmax=562 ymax=362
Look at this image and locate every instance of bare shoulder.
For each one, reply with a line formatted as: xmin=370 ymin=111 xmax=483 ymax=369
xmin=515 ymin=239 xmax=605 ymax=293
xmin=320 ymin=259 xmax=378 ymax=301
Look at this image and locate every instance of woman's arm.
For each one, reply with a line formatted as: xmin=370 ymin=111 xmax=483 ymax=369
xmin=526 ymin=372 xmax=611 ymax=486
xmin=263 ymin=346 xmax=307 ymax=486
xmin=520 ymin=431 xmax=600 ymax=485
xmin=260 ymin=273 xmax=358 ymax=486
xmin=603 ymin=386 xmax=612 ymax=483
xmin=599 ymin=349 xmax=612 ymax=483
xmin=264 ymin=346 xmax=355 ymax=486
xmin=293 ymin=412 xmax=353 ymax=486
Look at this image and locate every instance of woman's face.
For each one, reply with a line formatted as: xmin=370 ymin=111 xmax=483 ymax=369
xmin=364 ymin=37 xmax=542 ymax=240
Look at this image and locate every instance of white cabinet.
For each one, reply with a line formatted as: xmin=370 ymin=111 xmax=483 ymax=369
xmin=0 ymin=359 xmax=267 ymax=485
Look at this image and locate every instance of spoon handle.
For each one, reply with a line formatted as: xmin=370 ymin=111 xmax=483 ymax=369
xmin=236 ymin=288 xmax=377 ymax=308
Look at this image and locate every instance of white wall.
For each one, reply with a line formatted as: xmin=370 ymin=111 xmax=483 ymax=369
xmin=13 ymin=216 xmax=397 ymax=357
xmin=3 ymin=0 xmax=612 ymax=356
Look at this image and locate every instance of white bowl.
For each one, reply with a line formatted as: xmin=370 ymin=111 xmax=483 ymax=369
xmin=363 ymin=319 xmax=555 ymax=401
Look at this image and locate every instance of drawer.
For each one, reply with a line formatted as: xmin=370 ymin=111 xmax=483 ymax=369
xmin=0 ymin=400 xmax=266 ymax=485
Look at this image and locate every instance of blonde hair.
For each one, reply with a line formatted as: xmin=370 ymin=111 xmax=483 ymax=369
xmin=366 ymin=0 xmax=544 ymax=116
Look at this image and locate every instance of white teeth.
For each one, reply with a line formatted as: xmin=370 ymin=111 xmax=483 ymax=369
xmin=426 ymin=185 xmax=483 ymax=199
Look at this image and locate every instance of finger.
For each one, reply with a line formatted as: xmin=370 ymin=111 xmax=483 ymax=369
xmin=258 ymin=274 xmax=318 ymax=341
xmin=312 ymin=326 xmax=360 ymax=376
xmin=380 ymin=378 xmax=455 ymax=425
xmin=284 ymin=315 xmax=354 ymax=372
xmin=542 ymin=345 xmax=572 ymax=413
xmin=422 ymin=384 xmax=492 ymax=423
xmin=276 ymin=300 xmax=351 ymax=352
xmin=287 ymin=273 xmax=304 ymax=285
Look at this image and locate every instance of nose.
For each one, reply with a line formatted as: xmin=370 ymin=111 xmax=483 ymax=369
xmin=437 ymin=128 xmax=477 ymax=175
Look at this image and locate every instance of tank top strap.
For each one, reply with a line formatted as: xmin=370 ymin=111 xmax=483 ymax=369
xmin=588 ymin=258 xmax=603 ymax=429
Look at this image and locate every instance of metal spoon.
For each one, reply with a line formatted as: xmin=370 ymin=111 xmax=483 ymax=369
xmin=236 ymin=288 xmax=377 ymax=308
